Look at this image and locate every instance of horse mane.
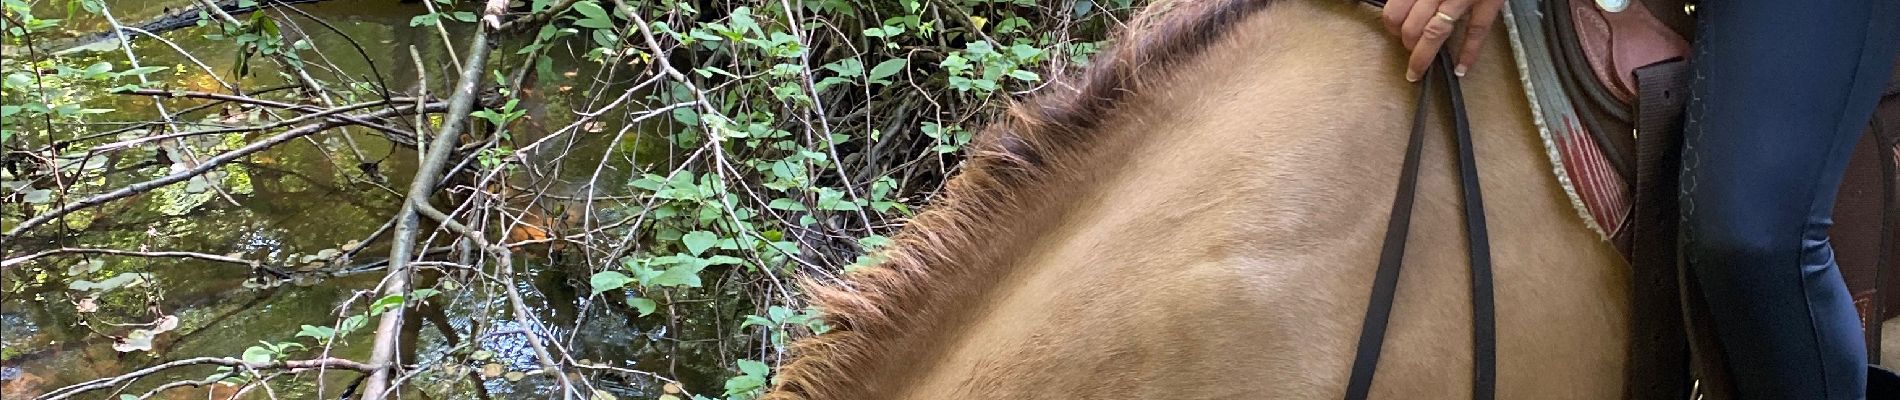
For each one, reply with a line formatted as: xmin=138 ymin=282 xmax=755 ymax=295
xmin=767 ymin=0 xmax=1293 ymax=397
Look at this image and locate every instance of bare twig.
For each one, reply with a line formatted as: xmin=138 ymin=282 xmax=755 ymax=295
xmin=361 ymin=3 xmax=509 ymax=399
xmin=2 ymin=248 xmax=256 ymax=269
xmin=2 ymin=102 xmax=447 ymax=239
xmin=35 ymin=357 xmax=374 ymax=400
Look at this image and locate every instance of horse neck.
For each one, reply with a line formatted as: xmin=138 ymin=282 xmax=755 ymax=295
xmin=776 ymin=1 xmax=1629 ymax=398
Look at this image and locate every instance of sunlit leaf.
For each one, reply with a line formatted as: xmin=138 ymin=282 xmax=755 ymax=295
xmin=681 ymin=231 xmax=718 ymax=256
xmin=628 ymin=297 xmax=657 ymax=317
xmin=370 ymin=294 xmax=405 ymax=315
xmin=297 ymin=325 xmax=336 ymax=341
xmin=589 ymin=271 xmax=632 ymax=295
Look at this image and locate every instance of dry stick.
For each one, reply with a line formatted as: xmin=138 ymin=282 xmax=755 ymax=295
xmin=98 ymin=5 xmax=252 ymax=210
xmin=33 ymin=357 xmax=373 ymax=400
xmin=111 ymin=90 xmax=425 ymax=146
xmin=410 ymin=202 xmax=576 ymax=398
xmin=390 ymin=150 xmax=589 ymax=397
xmin=771 ymin=0 xmax=875 ymax=231
xmin=88 ymin=98 xmax=418 ymax=152
xmin=416 ymin=0 xmax=463 ymax=69
xmin=359 ymin=2 xmax=503 ymax=396
xmin=193 ymin=0 xmax=372 ymax=164
xmin=116 ymin=26 xmax=239 ymax=93
xmin=1 ymin=102 xmax=446 ymax=240
xmin=622 ymin=3 xmax=812 ymax=305
xmin=1 ymin=248 xmax=257 ymax=269
xmin=129 ymin=372 xmax=240 ymax=400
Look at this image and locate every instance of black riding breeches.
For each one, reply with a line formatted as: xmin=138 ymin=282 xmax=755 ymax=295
xmin=1679 ymin=0 xmax=1900 ymax=399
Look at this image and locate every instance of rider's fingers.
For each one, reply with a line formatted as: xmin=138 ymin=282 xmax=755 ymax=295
xmin=1382 ymin=0 xmax=1417 ymax=36
xmin=1454 ymin=0 xmax=1504 ymax=76
xmin=1405 ymin=1 xmax=1467 ymax=81
xmin=1399 ymin=0 xmax=1442 ymax=49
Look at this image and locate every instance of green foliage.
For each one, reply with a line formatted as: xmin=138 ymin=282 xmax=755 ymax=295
xmin=1 ymin=0 xmax=1138 ymax=397
xmin=538 ymin=0 xmax=1135 ymax=396
xmin=722 ymin=359 xmax=771 ymax=398
xmin=410 ymin=0 xmax=480 ymax=27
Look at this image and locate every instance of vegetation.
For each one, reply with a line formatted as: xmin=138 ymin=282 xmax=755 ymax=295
xmin=0 ymin=0 xmax=1136 ymax=398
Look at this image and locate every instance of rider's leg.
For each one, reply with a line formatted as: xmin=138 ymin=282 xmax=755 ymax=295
xmin=1679 ymin=0 xmax=1900 ymax=398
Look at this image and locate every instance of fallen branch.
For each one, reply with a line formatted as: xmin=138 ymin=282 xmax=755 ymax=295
xmin=361 ymin=2 xmax=509 ymax=399
xmin=2 ymin=101 xmax=448 ymax=240
xmin=94 ymin=92 xmax=432 ymax=152
xmin=34 ymin=356 xmax=375 ymax=400
xmin=1 ymin=248 xmax=256 ymax=269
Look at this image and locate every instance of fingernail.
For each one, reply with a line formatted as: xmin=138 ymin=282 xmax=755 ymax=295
xmin=1455 ymin=64 xmax=1468 ymax=77
xmin=1405 ymin=70 xmax=1420 ymax=82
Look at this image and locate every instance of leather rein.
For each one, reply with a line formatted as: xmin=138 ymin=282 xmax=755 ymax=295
xmin=1341 ymin=2 xmax=1497 ymax=399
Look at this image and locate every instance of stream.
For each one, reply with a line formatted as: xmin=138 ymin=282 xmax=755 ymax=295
xmin=1 ymin=1 xmax=740 ymax=398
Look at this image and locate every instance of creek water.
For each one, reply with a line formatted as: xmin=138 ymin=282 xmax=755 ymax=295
xmin=1 ymin=1 xmax=735 ymax=398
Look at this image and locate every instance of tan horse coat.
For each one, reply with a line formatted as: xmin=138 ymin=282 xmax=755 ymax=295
xmin=770 ymin=0 xmax=1630 ymax=398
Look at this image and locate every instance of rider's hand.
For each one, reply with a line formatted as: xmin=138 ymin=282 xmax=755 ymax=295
xmin=1382 ymin=0 xmax=1506 ymax=82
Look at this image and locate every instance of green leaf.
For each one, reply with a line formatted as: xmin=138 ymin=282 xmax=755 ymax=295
xmin=767 ymin=198 xmax=807 ymax=211
xmin=681 ymin=231 xmax=718 ymax=256
xmin=571 ymin=1 xmax=610 ymax=21
xmin=628 ymin=297 xmax=657 ymax=316
xmin=116 ymin=66 xmax=168 ymax=77
xmin=863 ymin=25 xmax=903 ymax=38
xmin=671 ymin=107 xmax=699 ymax=126
xmin=577 ymin=17 xmax=614 ymax=29
xmin=451 ymin=11 xmax=478 ymax=22
xmin=868 ymin=58 xmax=907 ymax=84
xmin=737 ymin=359 xmax=769 ymax=377
xmin=1008 ymin=69 xmax=1042 ymax=82
xmin=69 ymin=273 xmax=150 ymax=292
xmin=723 ymin=375 xmax=765 ymax=396
xmin=589 ymin=271 xmax=632 ymax=295
xmin=339 ymin=315 xmax=367 ymax=335
xmin=1074 ymin=0 xmax=1097 ymax=16
xmin=297 ymin=325 xmax=337 ymax=341
xmin=741 ymin=314 xmax=773 ymax=329
xmin=723 ymin=359 xmax=770 ymax=395
xmin=822 ymin=58 xmax=863 ymax=77
xmin=3 ymin=73 xmax=31 ymax=89
xmin=729 ymin=7 xmax=760 ymax=35
xmin=370 ymin=294 xmax=405 ymax=315
xmin=648 ymin=259 xmax=707 ymax=288
xmin=409 ymin=13 xmax=438 ymax=27
xmin=241 ymin=345 xmax=274 ymax=363
xmin=83 ymin=61 xmax=112 ymax=76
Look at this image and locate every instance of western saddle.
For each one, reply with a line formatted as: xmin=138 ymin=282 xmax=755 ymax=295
xmin=1501 ymin=0 xmax=1900 ymax=398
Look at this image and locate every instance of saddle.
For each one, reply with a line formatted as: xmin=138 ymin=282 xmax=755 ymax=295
xmin=1502 ymin=0 xmax=1900 ymax=398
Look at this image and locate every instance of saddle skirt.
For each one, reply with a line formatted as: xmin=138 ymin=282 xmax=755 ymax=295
xmin=1500 ymin=0 xmax=1689 ymax=247
xmin=1501 ymin=0 xmax=1900 ymax=398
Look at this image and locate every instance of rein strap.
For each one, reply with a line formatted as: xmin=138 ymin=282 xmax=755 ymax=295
xmin=1340 ymin=48 xmax=1498 ymax=400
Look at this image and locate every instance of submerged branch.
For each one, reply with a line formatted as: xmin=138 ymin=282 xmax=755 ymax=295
xmin=2 ymin=101 xmax=448 ymax=240
xmin=34 ymin=356 xmax=375 ymax=400
xmin=1 ymin=248 xmax=256 ymax=269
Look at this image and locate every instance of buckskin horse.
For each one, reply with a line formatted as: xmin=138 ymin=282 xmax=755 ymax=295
xmin=762 ymin=0 xmax=1900 ymax=398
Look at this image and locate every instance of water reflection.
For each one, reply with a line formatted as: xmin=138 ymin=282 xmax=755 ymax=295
xmin=2 ymin=0 xmax=705 ymax=398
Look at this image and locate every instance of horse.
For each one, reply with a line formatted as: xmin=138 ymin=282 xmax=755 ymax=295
xmin=768 ymin=0 xmax=1633 ymax=397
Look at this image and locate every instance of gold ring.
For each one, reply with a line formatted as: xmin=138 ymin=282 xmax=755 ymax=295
xmin=1433 ymin=11 xmax=1458 ymax=23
